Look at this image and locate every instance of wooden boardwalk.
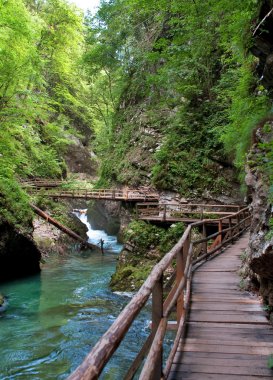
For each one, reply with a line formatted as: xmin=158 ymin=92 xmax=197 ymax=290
xmin=168 ymin=234 xmax=273 ymax=380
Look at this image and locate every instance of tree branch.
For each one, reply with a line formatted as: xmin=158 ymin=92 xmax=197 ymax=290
xmin=253 ymin=8 xmax=273 ymax=36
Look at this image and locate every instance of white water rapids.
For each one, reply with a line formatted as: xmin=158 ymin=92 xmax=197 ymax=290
xmin=73 ymin=210 xmax=123 ymax=253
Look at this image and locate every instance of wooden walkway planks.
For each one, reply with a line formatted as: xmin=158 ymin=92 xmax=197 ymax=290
xmin=168 ymin=234 xmax=273 ymax=379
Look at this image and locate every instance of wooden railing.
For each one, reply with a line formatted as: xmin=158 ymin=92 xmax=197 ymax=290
xmin=26 ymin=188 xmax=159 ymax=202
xmin=136 ymin=202 xmax=242 ymax=222
xmin=67 ymin=207 xmax=251 ymax=380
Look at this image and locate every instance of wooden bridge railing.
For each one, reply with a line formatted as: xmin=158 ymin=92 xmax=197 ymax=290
xmin=26 ymin=188 xmax=159 ymax=202
xmin=67 ymin=207 xmax=251 ymax=380
xmin=136 ymin=202 xmax=242 ymax=222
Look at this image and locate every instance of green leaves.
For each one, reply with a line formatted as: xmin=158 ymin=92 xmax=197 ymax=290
xmin=90 ymin=0 xmax=267 ymax=196
xmin=0 ymin=0 xmax=93 ymax=228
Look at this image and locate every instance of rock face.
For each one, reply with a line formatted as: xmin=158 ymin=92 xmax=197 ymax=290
xmin=33 ymin=202 xmax=89 ymax=256
xmin=0 ymin=223 xmax=41 ymax=282
xmin=244 ymin=119 xmax=273 ymax=317
xmin=251 ymin=1 xmax=273 ymax=89
xmin=64 ymin=135 xmax=98 ymax=178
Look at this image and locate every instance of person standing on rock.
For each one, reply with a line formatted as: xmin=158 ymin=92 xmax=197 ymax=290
xmin=100 ymin=238 xmax=104 ymax=254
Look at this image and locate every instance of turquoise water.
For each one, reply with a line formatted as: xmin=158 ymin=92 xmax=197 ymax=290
xmin=0 ymin=213 xmax=152 ymax=379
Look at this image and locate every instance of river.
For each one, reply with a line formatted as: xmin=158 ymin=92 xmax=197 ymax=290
xmin=0 ymin=208 xmax=152 ymax=379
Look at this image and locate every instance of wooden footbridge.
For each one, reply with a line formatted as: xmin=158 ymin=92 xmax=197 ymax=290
xmin=26 ymin=186 xmax=159 ymax=202
xmin=136 ymin=203 xmax=243 ymax=223
xmin=66 ymin=206 xmax=273 ymax=380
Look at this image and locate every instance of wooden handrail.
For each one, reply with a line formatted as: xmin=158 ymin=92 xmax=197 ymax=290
xmin=67 ymin=207 xmax=251 ymax=380
xmin=136 ymin=203 xmax=244 ymax=223
xmin=137 ymin=202 xmax=242 ymax=209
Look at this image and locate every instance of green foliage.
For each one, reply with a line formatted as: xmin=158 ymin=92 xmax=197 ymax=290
xmin=111 ymin=220 xmax=185 ymax=290
xmin=159 ymin=222 xmax=185 ymax=253
xmin=0 ymin=0 xmax=94 ymax=228
xmin=85 ymin=0 xmax=264 ymax=194
xmin=124 ymin=220 xmax=166 ymax=251
xmin=125 ymin=220 xmax=186 ymax=255
xmin=266 ymin=218 xmax=273 ymax=240
xmin=0 ymin=170 xmax=32 ymax=229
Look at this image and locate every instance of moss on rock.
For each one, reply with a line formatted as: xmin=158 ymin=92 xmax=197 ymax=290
xmin=110 ymin=220 xmax=185 ymax=291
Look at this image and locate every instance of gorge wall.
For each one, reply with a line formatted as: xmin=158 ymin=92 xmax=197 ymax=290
xmin=0 ymin=223 xmax=41 ymax=282
xmin=245 ymin=120 xmax=273 ymax=319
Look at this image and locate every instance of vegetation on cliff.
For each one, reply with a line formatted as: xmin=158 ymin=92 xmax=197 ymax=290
xmin=0 ymin=0 xmax=93 ymax=228
xmin=1 ymin=0 xmax=272 ymax=226
xmin=110 ymin=221 xmax=185 ymax=291
xmin=85 ymin=0 xmax=271 ymax=198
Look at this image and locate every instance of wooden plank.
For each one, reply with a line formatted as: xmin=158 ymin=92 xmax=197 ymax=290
xmin=191 ymin=295 xmax=261 ymax=301
xmin=193 ymin=284 xmax=241 ymax=289
xmin=193 ymin=272 xmax=239 ymax=277
xmin=191 ymin=291 xmax=248 ymax=296
xmin=168 ymin=373 xmax=271 ymax=380
xmin=185 ymin=323 xmax=273 ymax=334
xmin=183 ymin=332 xmax=273 ymax=342
xmin=189 ymin=311 xmax=267 ymax=324
xmin=168 ymin=364 xmax=272 ymax=376
xmin=191 ymin=297 xmax=261 ymax=303
xmin=190 ymin=302 xmax=264 ymax=311
xmin=186 ymin=321 xmax=273 ymax=330
xmin=178 ymin=343 xmax=273 ymax=355
xmin=185 ymin=338 xmax=273 ymax=347
xmin=174 ymin=351 xmax=271 ymax=361
xmin=186 ymin=329 xmax=273 ymax=337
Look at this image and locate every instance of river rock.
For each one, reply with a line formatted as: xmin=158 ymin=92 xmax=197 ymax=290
xmin=0 ymin=294 xmax=8 ymax=312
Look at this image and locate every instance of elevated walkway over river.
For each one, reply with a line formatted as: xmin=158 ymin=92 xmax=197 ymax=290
xmin=22 ymin=180 xmax=159 ymax=202
xmin=24 ymin=180 xmax=273 ymax=379
xmin=168 ymin=234 xmax=273 ymax=380
xmin=66 ymin=207 xmax=273 ymax=380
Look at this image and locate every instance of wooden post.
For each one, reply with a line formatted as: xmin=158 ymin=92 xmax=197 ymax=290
xmin=218 ymin=220 xmax=223 ymax=243
xmin=152 ymin=276 xmax=163 ymax=379
xmin=202 ymin=222 xmax=207 ymax=254
xmin=163 ymin=204 xmax=167 ymax=222
xmin=176 ymin=245 xmax=185 ymax=323
xmin=242 ymin=209 xmax=246 ymax=229
xmin=229 ymin=217 xmax=233 ymax=243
